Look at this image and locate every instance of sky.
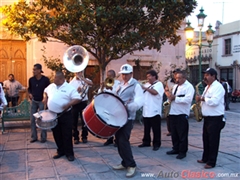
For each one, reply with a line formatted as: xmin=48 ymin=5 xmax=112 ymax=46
xmin=187 ymin=0 xmax=240 ymax=31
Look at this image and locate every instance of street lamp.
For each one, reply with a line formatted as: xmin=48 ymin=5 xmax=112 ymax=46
xmin=184 ymin=7 xmax=214 ymax=94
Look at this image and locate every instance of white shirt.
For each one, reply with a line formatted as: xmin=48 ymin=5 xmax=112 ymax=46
xmin=169 ymin=80 xmax=195 ymax=116
xmin=0 ymin=84 xmax=7 ymax=109
xmin=44 ymin=81 xmax=81 ymax=113
xmin=201 ymin=80 xmax=225 ymax=116
xmin=69 ymin=76 xmax=92 ymax=101
xmin=142 ymin=81 xmax=164 ymax=117
xmin=98 ymin=79 xmax=121 ymax=94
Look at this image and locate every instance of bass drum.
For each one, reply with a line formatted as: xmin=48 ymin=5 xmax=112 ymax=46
xmin=83 ymin=92 xmax=128 ymax=139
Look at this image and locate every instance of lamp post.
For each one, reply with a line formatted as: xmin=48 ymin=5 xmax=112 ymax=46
xmin=184 ymin=7 xmax=214 ymax=94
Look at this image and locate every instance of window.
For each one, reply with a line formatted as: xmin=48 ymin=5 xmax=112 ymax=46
xmin=224 ymin=39 xmax=231 ymax=55
xmin=133 ymin=66 xmax=150 ymax=80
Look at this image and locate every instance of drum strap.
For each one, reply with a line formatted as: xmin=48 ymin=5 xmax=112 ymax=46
xmin=57 ymin=108 xmax=71 ymax=118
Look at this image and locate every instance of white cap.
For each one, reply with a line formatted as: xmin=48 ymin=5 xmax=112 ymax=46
xmin=119 ymin=64 xmax=133 ymax=74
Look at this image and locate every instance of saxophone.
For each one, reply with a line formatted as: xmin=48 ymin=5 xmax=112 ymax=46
xmin=191 ymin=82 xmax=203 ymax=122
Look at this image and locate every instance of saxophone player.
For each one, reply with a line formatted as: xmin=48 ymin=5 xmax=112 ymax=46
xmin=196 ymin=68 xmax=225 ymax=169
xmin=165 ymin=70 xmax=194 ymax=159
xmin=69 ymin=71 xmax=93 ymax=144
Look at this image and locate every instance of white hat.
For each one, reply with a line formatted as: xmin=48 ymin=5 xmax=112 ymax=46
xmin=119 ymin=64 xmax=133 ymax=74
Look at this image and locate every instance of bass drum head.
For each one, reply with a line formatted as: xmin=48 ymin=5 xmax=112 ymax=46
xmin=94 ymin=92 xmax=128 ymax=127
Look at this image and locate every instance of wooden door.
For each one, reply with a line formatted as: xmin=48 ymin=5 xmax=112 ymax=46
xmin=0 ymin=40 xmax=27 ymax=102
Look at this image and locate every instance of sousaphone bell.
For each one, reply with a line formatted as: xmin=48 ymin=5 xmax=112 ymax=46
xmin=63 ymin=45 xmax=89 ymax=72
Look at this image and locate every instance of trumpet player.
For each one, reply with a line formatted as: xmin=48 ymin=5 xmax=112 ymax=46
xmin=196 ymin=68 xmax=225 ymax=169
xmin=69 ymin=71 xmax=93 ymax=144
xmin=165 ymin=70 xmax=194 ymax=159
xmin=138 ymin=70 xmax=164 ymax=151
xmin=101 ymin=70 xmax=120 ymax=146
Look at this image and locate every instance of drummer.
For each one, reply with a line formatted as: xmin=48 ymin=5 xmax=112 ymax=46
xmin=100 ymin=70 xmax=120 ymax=146
xmin=42 ymin=71 xmax=81 ymax=161
xmin=112 ymin=64 xmax=144 ymax=178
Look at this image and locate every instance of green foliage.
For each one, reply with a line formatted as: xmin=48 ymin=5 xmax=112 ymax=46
xmin=1 ymin=0 xmax=197 ymax=80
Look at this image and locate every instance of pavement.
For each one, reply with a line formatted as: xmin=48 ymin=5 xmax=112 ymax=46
xmin=0 ymin=102 xmax=240 ymax=180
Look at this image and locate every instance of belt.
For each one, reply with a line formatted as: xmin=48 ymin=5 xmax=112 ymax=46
xmin=203 ymin=115 xmax=223 ymax=118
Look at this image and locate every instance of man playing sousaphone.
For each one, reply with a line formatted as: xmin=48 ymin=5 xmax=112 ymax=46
xmin=69 ymin=70 xmax=93 ymax=144
xmin=43 ymin=71 xmax=81 ymax=161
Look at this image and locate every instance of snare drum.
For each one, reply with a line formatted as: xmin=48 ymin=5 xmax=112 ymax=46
xmin=35 ymin=110 xmax=57 ymax=130
xmin=83 ymin=92 xmax=128 ymax=139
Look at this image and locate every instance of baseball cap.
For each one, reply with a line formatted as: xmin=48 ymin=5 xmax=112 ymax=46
xmin=34 ymin=63 xmax=44 ymax=73
xmin=203 ymin=68 xmax=217 ymax=76
xmin=119 ymin=64 xmax=133 ymax=74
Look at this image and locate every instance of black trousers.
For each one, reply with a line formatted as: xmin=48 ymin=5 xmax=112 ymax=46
xmin=202 ymin=115 xmax=225 ymax=167
xmin=142 ymin=115 xmax=161 ymax=147
xmin=169 ymin=114 xmax=189 ymax=155
xmin=115 ymin=120 xmax=136 ymax=168
xmin=6 ymin=95 xmax=19 ymax=107
xmin=52 ymin=111 xmax=74 ymax=156
xmin=71 ymin=101 xmax=88 ymax=140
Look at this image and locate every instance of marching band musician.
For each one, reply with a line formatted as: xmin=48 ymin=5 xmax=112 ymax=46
xmin=0 ymin=83 xmax=7 ymax=111
xmin=196 ymin=68 xmax=225 ymax=169
xmin=43 ymin=71 xmax=81 ymax=161
xmin=164 ymin=68 xmax=181 ymax=136
xmin=138 ymin=70 xmax=164 ymax=151
xmin=112 ymin=64 xmax=144 ymax=178
xmin=101 ymin=70 xmax=121 ymax=146
xmin=69 ymin=71 xmax=93 ymax=144
xmin=165 ymin=70 xmax=194 ymax=159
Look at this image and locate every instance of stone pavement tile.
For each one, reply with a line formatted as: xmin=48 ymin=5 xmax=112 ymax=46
xmin=54 ymin=159 xmax=84 ymax=176
xmin=28 ymin=160 xmax=55 ymax=179
xmin=28 ymin=149 xmax=50 ymax=162
xmin=0 ymin=161 xmax=25 ymax=173
xmin=92 ymin=146 xmax=117 ymax=156
xmin=83 ymin=163 xmax=110 ymax=173
xmin=30 ymin=178 xmax=57 ymax=180
xmin=78 ymin=156 xmax=104 ymax=166
xmin=8 ymin=132 xmax=27 ymax=141
xmin=89 ymin=171 xmax=124 ymax=180
xmin=0 ymin=171 xmax=26 ymax=180
xmin=74 ymin=147 xmax=99 ymax=158
xmin=59 ymin=174 xmax=90 ymax=180
xmin=4 ymin=140 xmax=26 ymax=150
xmin=1 ymin=150 xmax=26 ymax=164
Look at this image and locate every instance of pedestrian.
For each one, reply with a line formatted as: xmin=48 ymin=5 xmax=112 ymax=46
xmin=28 ymin=63 xmax=50 ymax=143
xmin=3 ymin=74 xmax=24 ymax=107
xmin=43 ymin=71 xmax=81 ymax=161
xmin=112 ymin=64 xmax=144 ymax=178
xmin=165 ymin=70 xmax=194 ymax=159
xmin=69 ymin=70 xmax=93 ymax=144
xmin=138 ymin=69 xmax=164 ymax=151
xmin=196 ymin=68 xmax=225 ymax=169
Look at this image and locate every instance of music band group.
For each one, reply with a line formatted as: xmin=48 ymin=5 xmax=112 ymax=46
xmin=0 ymin=61 xmax=226 ymax=178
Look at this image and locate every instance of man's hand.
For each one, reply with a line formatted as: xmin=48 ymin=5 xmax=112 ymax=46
xmin=29 ymin=94 xmax=33 ymax=100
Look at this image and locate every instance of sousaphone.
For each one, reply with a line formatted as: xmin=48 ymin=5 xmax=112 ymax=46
xmin=63 ymin=45 xmax=89 ymax=72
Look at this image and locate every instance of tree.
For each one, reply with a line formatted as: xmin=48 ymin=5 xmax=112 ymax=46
xmin=1 ymin=0 xmax=197 ymax=81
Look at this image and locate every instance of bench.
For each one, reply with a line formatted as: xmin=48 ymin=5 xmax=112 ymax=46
xmin=1 ymin=99 xmax=31 ymax=133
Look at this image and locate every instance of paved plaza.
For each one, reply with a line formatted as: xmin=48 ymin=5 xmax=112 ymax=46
xmin=0 ymin=103 xmax=239 ymax=180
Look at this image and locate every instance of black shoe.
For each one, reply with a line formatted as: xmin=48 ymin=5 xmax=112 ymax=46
xmin=138 ymin=143 xmax=150 ymax=148
xmin=197 ymin=160 xmax=206 ymax=163
xmin=66 ymin=155 xmax=75 ymax=161
xmin=74 ymin=140 xmax=80 ymax=144
xmin=166 ymin=150 xmax=179 ymax=155
xmin=176 ymin=154 xmax=186 ymax=159
xmin=153 ymin=147 xmax=160 ymax=151
xmin=40 ymin=139 xmax=46 ymax=143
xmin=53 ymin=153 xmax=65 ymax=159
xmin=104 ymin=140 xmax=113 ymax=146
xmin=30 ymin=139 xmax=37 ymax=143
xmin=166 ymin=133 xmax=171 ymax=136
xmin=82 ymin=139 xmax=88 ymax=143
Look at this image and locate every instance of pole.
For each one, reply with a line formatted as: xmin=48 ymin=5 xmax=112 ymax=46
xmin=198 ymin=28 xmax=203 ymax=94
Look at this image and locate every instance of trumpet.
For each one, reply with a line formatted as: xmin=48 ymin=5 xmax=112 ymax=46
xmin=104 ymin=77 xmax=114 ymax=87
